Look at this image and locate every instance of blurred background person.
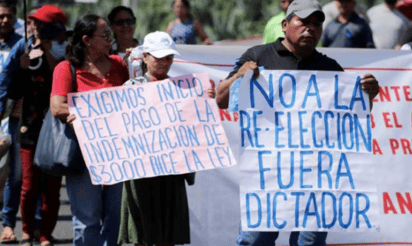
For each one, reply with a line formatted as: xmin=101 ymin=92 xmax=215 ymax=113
xmin=0 ymin=0 xmax=23 ymax=243
xmin=166 ymin=0 xmax=213 ymax=45
xmin=262 ymin=0 xmax=293 ymax=44
xmin=396 ymin=0 xmax=412 ymax=20
xmin=367 ymin=0 xmax=412 ymax=49
xmin=0 ymin=4 xmax=68 ymax=246
xmin=322 ymin=0 xmax=374 ymax=48
xmin=108 ymin=5 xmax=138 ymax=58
xmin=51 ymin=14 xmax=129 ymax=246
xmin=322 ymin=0 xmax=369 ymax=29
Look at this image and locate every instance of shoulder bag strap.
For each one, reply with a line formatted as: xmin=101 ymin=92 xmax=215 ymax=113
xmin=70 ymin=64 xmax=77 ymax=93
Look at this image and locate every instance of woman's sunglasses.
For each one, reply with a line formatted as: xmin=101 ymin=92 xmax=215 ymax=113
xmin=112 ymin=18 xmax=135 ymax=26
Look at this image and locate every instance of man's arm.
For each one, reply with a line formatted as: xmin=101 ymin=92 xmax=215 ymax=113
xmin=216 ymin=61 xmax=258 ymax=109
xmin=0 ymin=38 xmax=26 ymax=118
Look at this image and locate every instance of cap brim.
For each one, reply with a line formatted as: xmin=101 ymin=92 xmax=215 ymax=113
xmin=295 ymin=9 xmax=325 ymax=22
xmin=150 ymin=49 xmax=180 ymax=58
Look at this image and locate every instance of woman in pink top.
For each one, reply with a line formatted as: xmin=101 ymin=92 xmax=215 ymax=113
xmin=50 ymin=14 xmax=129 ymax=246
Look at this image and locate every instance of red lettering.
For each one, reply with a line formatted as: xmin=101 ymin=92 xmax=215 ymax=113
xmin=396 ymin=192 xmax=412 ymax=214
xmin=210 ymin=79 xmax=216 ymax=89
xmin=382 ymin=112 xmax=402 ymax=128
xmin=392 ymin=112 xmax=403 ymax=128
xmin=403 ymin=86 xmax=412 ymax=101
xmin=233 ymin=111 xmax=239 ymax=122
xmin=400 ymin=139 xmax=412 ymax=154
xmin=372 ymin=139 xmax=382 ymax=155
xmin=390 ymin=86 xmax=401 ymax=101
xmin=383 ymin=192 xmax=397 ymax=214
xmin=370 ymin=113 xmax=375 ymax=129
xmin=220 ymin=109 xmax=232 ymax=121
xmin=389 ymin=139 xmax=399 ymax=154
xmin=382 ymin=112 xmax=392 ymax=128
xmin=375 ymin=86 xmax=412 ymax=102
xmin=389 ymin=139 xmax=412 ymax=155
xmin=378 ymin=87 xmax=391 ymax=102
xmin=219 ymin=109 xmax=238 ymax=122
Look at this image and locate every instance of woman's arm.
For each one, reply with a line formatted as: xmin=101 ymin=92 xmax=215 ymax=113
xmin=166 ymin=20 xmax=175 ymax=34
xmin=194 ymin=20 xmax=213 ymax=45
xmin=50 ymin=95 xmax=69 ymax=120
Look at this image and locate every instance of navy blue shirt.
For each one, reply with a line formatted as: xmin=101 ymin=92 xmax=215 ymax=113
xmin=227 ymin=38 xmax=344 ymax=80
xmin=322 ymin=14 xmax=375 ymax=48
xmin=0 ymin=32 xmax=22 ymax=52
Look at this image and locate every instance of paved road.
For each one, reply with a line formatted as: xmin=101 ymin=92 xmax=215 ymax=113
xmin=0 ymin=177 xmax=73 ymax=246
xmin=0 ymin=177 xmax=137 ymax=246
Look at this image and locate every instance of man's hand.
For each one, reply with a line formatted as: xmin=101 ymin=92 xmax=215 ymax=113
xmin=216 ymin=61 xmax=259 ymax=109
xmin=360 ymin=73 xmax=379 ymax=100
xmin=235 ymin=61 xmax=259 ymax=79
xmin=360 ymin=73 xmax=379 ymax=110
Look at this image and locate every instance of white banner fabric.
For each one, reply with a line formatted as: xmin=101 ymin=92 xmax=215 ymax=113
xmin=137 ymin=45 xmax=412 ymax=245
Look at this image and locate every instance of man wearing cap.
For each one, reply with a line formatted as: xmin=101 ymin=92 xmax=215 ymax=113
xmin=0 ymin=4 xmax=67 ymax=246
xmin=216 ymin=0 xmax=379 ymax=245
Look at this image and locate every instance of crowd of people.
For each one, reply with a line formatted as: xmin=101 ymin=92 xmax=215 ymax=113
xmin=264 ymin=0 xmax=412 ymax=49
xmin=0 ymin=0 xmax=397 ymax=245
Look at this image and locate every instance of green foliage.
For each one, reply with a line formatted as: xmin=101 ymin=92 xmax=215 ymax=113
xmin=14 ymin=0 xmax=379 ymax=42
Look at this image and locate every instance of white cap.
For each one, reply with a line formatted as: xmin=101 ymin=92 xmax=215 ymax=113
xmin=140 ymin=31 xmax=180 ymax=58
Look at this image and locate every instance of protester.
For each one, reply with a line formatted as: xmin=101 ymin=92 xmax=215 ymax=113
xmin=118 ymin=30 xmax=214 ymax=246
xmin=400 ymin=41 xmax=412 ymax=49
xmin=263 ymin=0 xmax=293 ymax=44
xmin=396 ymin=0 xmax=412 ymax=20
xmin=322 ymin=0 xmax=374 ymax=48
xmin=322 ymin=0 xmax=369 ymax=29
xmin=216 ymin=0 xmax=380 ymax=245
xmin=50 ymin=14 xmax=129 ymax=246
xmin=367 ymin=0 xmax=412 ymax=49
xmin=25 ymin=5 xmax=42 ymax=37
xmin=108 ymin=5 xmax=138 ymax=58
xmin=0 ymin=1 xmax=23 ymax=243
xmin=0 ymin=4 xmax=68 ymax=246
xmin=166 ymin=0 xmax=213 ymax=45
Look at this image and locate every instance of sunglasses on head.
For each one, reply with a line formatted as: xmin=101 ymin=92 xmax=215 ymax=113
xmin=112 ymin=18 xmax=135 ymax=26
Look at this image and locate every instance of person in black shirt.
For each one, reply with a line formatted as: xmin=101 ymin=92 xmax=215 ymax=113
xmin=216 ymin=0 xmax=379 ymax=245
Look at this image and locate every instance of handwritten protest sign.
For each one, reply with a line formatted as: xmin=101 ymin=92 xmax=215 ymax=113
xmin=68 ymin=73 xmax=236 ymax=185
xmin=234 ymin=70 xmax=379 ymax=232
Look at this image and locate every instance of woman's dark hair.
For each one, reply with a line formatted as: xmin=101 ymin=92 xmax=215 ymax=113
xmin=0 ymin=1 xmax=17 ymax=15
xmin=172 ymin=0 xmax=190 ymax=9
xmin=66 ymin=14 xmax=100 ymax=67
xmin=107 ymin=6 xmax=136 ymax=24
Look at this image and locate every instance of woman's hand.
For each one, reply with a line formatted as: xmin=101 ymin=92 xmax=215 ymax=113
xmin=123 ymin=47 xmax=134 ymax=65
xmin=67 ymin=114 xmax=76 ymax=129
xmin=207 ymin=88 xmax=216 ymax=99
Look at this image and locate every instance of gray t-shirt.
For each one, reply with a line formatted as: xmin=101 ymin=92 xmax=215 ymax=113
xmin=367 ymin=4 xmax=412 ymax=49
xmin=322 ymin=14 xmax=375 ymax=48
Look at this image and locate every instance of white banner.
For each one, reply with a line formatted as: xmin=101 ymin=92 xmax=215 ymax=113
xmin=68 ymin=73 xmax=236 ymax=185
xmin=235 ymin=70 xmax=378 ymax=232
xmin=147 ymin=45 xmax=412 ymax=245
